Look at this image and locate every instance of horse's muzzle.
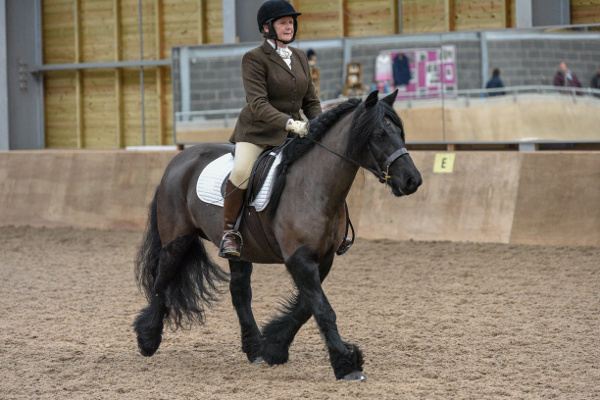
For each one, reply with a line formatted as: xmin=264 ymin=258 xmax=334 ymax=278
xmin=391 ymin=173 xmax=422 ymax=197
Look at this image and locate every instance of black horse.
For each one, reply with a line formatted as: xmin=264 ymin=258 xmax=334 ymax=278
xmin=134 ymin=90 xmax=422 ymax=381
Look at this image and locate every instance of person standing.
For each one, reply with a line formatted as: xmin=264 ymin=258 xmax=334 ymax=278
xmin=485 ymin=68 xmax=505 ymax=96
xmin=590 ymin=66 xmax=600 ymax=97
xmin=219 ymin=0 xmax=322 ymax=260
xmin=553 ymin=61 xmax=582 ymax=90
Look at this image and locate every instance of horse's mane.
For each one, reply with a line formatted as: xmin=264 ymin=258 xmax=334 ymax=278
xmin=345 ymin=96 xmax=404 ymax=160
xmin=268 ymin=98 xmax=362 ymax=215
xmin=267 ymin=96 xmax=404 ymax=216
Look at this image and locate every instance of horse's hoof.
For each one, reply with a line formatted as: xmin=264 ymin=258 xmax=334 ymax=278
xmin=343 ymin=371 xmax=366 ymax=381
xmin=253 ymin=356 xmax=265 ymax=364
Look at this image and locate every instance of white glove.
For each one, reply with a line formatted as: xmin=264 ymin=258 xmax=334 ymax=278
xmin=285 ymin=119 xmax=309 ymax=138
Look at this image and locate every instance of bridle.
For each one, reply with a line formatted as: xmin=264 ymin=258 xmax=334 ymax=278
xmin=304 ymin=133 xmax=409 ymax=185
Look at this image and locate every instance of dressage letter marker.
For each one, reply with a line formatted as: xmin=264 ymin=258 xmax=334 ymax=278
xmin=433 ymin=153 xmax=455 ymax=173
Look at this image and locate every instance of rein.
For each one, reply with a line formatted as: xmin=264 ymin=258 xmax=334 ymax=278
xmin=304 ymin=136 xmax=409 ymax=185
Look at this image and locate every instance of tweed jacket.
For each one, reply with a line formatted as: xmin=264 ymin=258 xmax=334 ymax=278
xmin=230 ymin=40 xmax=322 ymax=146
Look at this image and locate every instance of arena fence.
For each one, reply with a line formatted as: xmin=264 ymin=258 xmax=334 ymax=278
xmin=1 ymin=150 xmax=598 ymax=247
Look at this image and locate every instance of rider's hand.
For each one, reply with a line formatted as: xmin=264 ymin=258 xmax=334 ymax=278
xmin=285 ymin=119 xmax=309 ymax=138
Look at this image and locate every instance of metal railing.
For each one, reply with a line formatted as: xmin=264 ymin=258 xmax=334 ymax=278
xmin=174 ymin=85 xmax=600 ymax=150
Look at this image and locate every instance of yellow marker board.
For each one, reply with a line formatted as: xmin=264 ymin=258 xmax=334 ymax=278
xmin=433 ymin=153 xmax=455 ymax=173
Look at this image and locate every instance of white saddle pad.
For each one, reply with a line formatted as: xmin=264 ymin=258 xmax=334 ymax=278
xmin=196 ymin=152 xmax=282 ymax=212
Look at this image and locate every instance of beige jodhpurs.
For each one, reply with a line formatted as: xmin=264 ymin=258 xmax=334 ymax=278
xmin=229 ymin=142 xmax=266 ymax=189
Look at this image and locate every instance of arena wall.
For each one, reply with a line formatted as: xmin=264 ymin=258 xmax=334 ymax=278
xmin=1 ymin=150 xmax=598 ymax=247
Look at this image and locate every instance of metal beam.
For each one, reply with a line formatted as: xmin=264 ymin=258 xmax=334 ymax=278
xmin=222 ymin=0 xmax=236 ymax=44
xmin=33 ymin=0 xmax=44 ymax=149
xmin=31 ymin=59 xmax=172 ymax=73
xmin=155 ymin=0 xmax=166 ymax=145
xmin=75 ymin=0 xmax=84 ymax=148
xmin=480 ymin=32 xmax=489 ymax=88
xmin=0 ymin=0 xmax=9 ymax=150
xmin=515 ymin=0 xmax=533 ymax=28
xmin=114 ymin=0 xmax=124 ymax=148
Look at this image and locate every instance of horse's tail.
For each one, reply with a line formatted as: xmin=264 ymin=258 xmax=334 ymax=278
xmin=135 ymin=186 xmax=228 ymax=330
xmin=135 ymin=186 xmax=162 ymax=301
xmin=163 ymin=234 xmax=228 ymax=329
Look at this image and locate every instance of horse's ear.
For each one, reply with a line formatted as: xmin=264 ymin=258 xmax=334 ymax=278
xmin=382 ymin=89 xmax=399 ymax=106
xmin=364 ymin=90 xmax=379 ymax=108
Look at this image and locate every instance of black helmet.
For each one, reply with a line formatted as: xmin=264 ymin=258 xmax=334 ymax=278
xmin=257 ymin=0 xmax=301 ymax=44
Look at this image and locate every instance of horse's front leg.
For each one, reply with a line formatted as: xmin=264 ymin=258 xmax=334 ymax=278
xmin=285 ymin=247 xmax=365 ymax=381
xmin=260 ymin=254 xmax=334 ymax=366
xmin=229 ymin=260 xmax=262 ymax=363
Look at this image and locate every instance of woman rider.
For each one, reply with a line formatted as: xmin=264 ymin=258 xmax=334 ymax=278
xmin=219 ymin=0 xmax=323 ymax=259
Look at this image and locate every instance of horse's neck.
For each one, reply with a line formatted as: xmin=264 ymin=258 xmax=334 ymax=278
xmin=293 ymin=113 xmax=359 ymax=209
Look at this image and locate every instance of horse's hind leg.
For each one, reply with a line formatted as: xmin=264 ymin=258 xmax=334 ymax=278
xmin=260 ymin=254 xmax=334 ymax=365
xmin=134 ymin=235 xmax=193 ymax=357
xmin=284 ymin=247 xmax=365 ymax=380
xmin=229 ymin=260 xmax=262 ymax=362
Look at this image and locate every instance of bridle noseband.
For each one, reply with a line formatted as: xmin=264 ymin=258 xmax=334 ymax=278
xmin=304 ymin=134 xmax=409 ymax=186
xmin=368 ymin=141 xmax=409 ymax=184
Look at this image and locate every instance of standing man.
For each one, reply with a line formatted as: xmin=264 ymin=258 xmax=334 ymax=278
xmin=553 ymin=61 xmax=582 ymax=89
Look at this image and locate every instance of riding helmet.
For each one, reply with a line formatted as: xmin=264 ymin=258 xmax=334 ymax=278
xmin=257 ymin=0 xmax=301 ymax=44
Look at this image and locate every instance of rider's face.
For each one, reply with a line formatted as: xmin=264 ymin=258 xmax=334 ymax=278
xmin=264 ymin=16 xmax=294 ymax=46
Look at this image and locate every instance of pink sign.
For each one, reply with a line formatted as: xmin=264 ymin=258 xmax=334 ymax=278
xmin=374 ymin=45 xmax=457 ymax=99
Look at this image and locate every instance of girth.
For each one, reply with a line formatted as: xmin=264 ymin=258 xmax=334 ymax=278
xmin=222 ymin=138 xmax=355 ymax=259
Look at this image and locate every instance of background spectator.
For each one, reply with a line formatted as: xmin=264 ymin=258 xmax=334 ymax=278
xmin=306 ymin=49 xmax=316 ymax=66
xmin=590 ymin=66 xmax=600 ymax=97
xmin=486 ymin=67 xmax=505 ymax=96
xmin=553 ymin=61 xmax=582 ymax=89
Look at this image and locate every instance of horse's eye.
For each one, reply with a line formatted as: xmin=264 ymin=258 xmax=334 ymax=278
xmin=374 ymin=129 xmax=386 ymax=139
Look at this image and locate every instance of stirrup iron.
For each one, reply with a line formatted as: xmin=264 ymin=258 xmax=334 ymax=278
xmin=219 ymin=230 xmax=243 ymax=261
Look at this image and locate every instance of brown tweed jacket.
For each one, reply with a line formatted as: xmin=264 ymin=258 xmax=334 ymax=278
xmin=229 ymin=40 xmax=322 ymax=146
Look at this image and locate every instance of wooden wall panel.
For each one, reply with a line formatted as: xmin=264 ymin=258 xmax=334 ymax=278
xmin=294 ymin=1 xmax=343 ymax=39
xmin=162 ymin=1 xmax=203 ymax=57
xmin=346 ymin=0 xmax=398 ymax=37
xmin=45 ymin=71 xmax=78 ymax=149
xmin=80 ymin=0 xmax=116 ymax=62
xmin=205 ymin=0 xmax=224 ymax=43
xmin=163 ymin=71 xmax=174 ymax=144
xmin=401 ymin=0 xmax=448 ymax=34
xmin=121 ymin=70 xmax=161 ymax=147
xmin=81 ymin=70 xmax=118 ymax=148
xmin=42 ymin=0 xmax=212 ymax=148
xmin=42 ymin=0 xmax=75 ymax=64
xmin=119 ymin=0 xmax=157 ymax=61
xmin=453 ymin=0 xmax=508 ymax=31
xmin=571 ymin=0 xmax=600 ymax=24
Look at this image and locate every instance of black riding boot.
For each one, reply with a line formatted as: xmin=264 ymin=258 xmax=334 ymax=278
xmin=219 ymin=180 xmax=246 ymax=260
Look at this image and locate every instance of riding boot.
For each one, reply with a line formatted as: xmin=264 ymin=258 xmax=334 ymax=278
xmin=219 ymin=180 xmax=246 ymax=260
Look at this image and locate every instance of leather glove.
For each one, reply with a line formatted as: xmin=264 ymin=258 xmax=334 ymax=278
xmin=285 ymin=119 xmax=309 ymax=138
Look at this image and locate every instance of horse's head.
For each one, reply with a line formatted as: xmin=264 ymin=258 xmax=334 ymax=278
xmin=349 ymin=90 xmax=422 ymax=197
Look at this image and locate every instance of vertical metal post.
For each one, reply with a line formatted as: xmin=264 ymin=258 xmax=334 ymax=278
xmin=138 ymin=0 xmax=146 ymax=145
xmin=222 ymin=0 xmax=236 ymax=44
xmin=33 ymin=0 xmax=45 ymax=149
xmin=342 ymin=38 xmax=352 ymax=96
xmin=515 ymin=0 xmax=533 ymax=28
xmin=0 ymin=0 xmax=9 ymax=150
xmin=440 ymin=37 xmax=446 ymax=143
xmin=480 ymin=31 xmax=489 ymax=89
xmin=179 ymin=47 xmax=191 ymax=121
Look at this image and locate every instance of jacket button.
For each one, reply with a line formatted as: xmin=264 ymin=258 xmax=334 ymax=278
xmin=292 ymin=78 xmax=296 ymax=81
xmin=291 ymin=100 xmax=295 ymax=103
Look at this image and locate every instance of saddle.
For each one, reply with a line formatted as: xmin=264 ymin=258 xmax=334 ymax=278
xmin=223 ymin=139 xmax=355 ymax=258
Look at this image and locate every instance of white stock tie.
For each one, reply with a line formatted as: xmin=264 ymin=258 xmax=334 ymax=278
xmin=277 ymin=47 xmax=292 ymax=69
